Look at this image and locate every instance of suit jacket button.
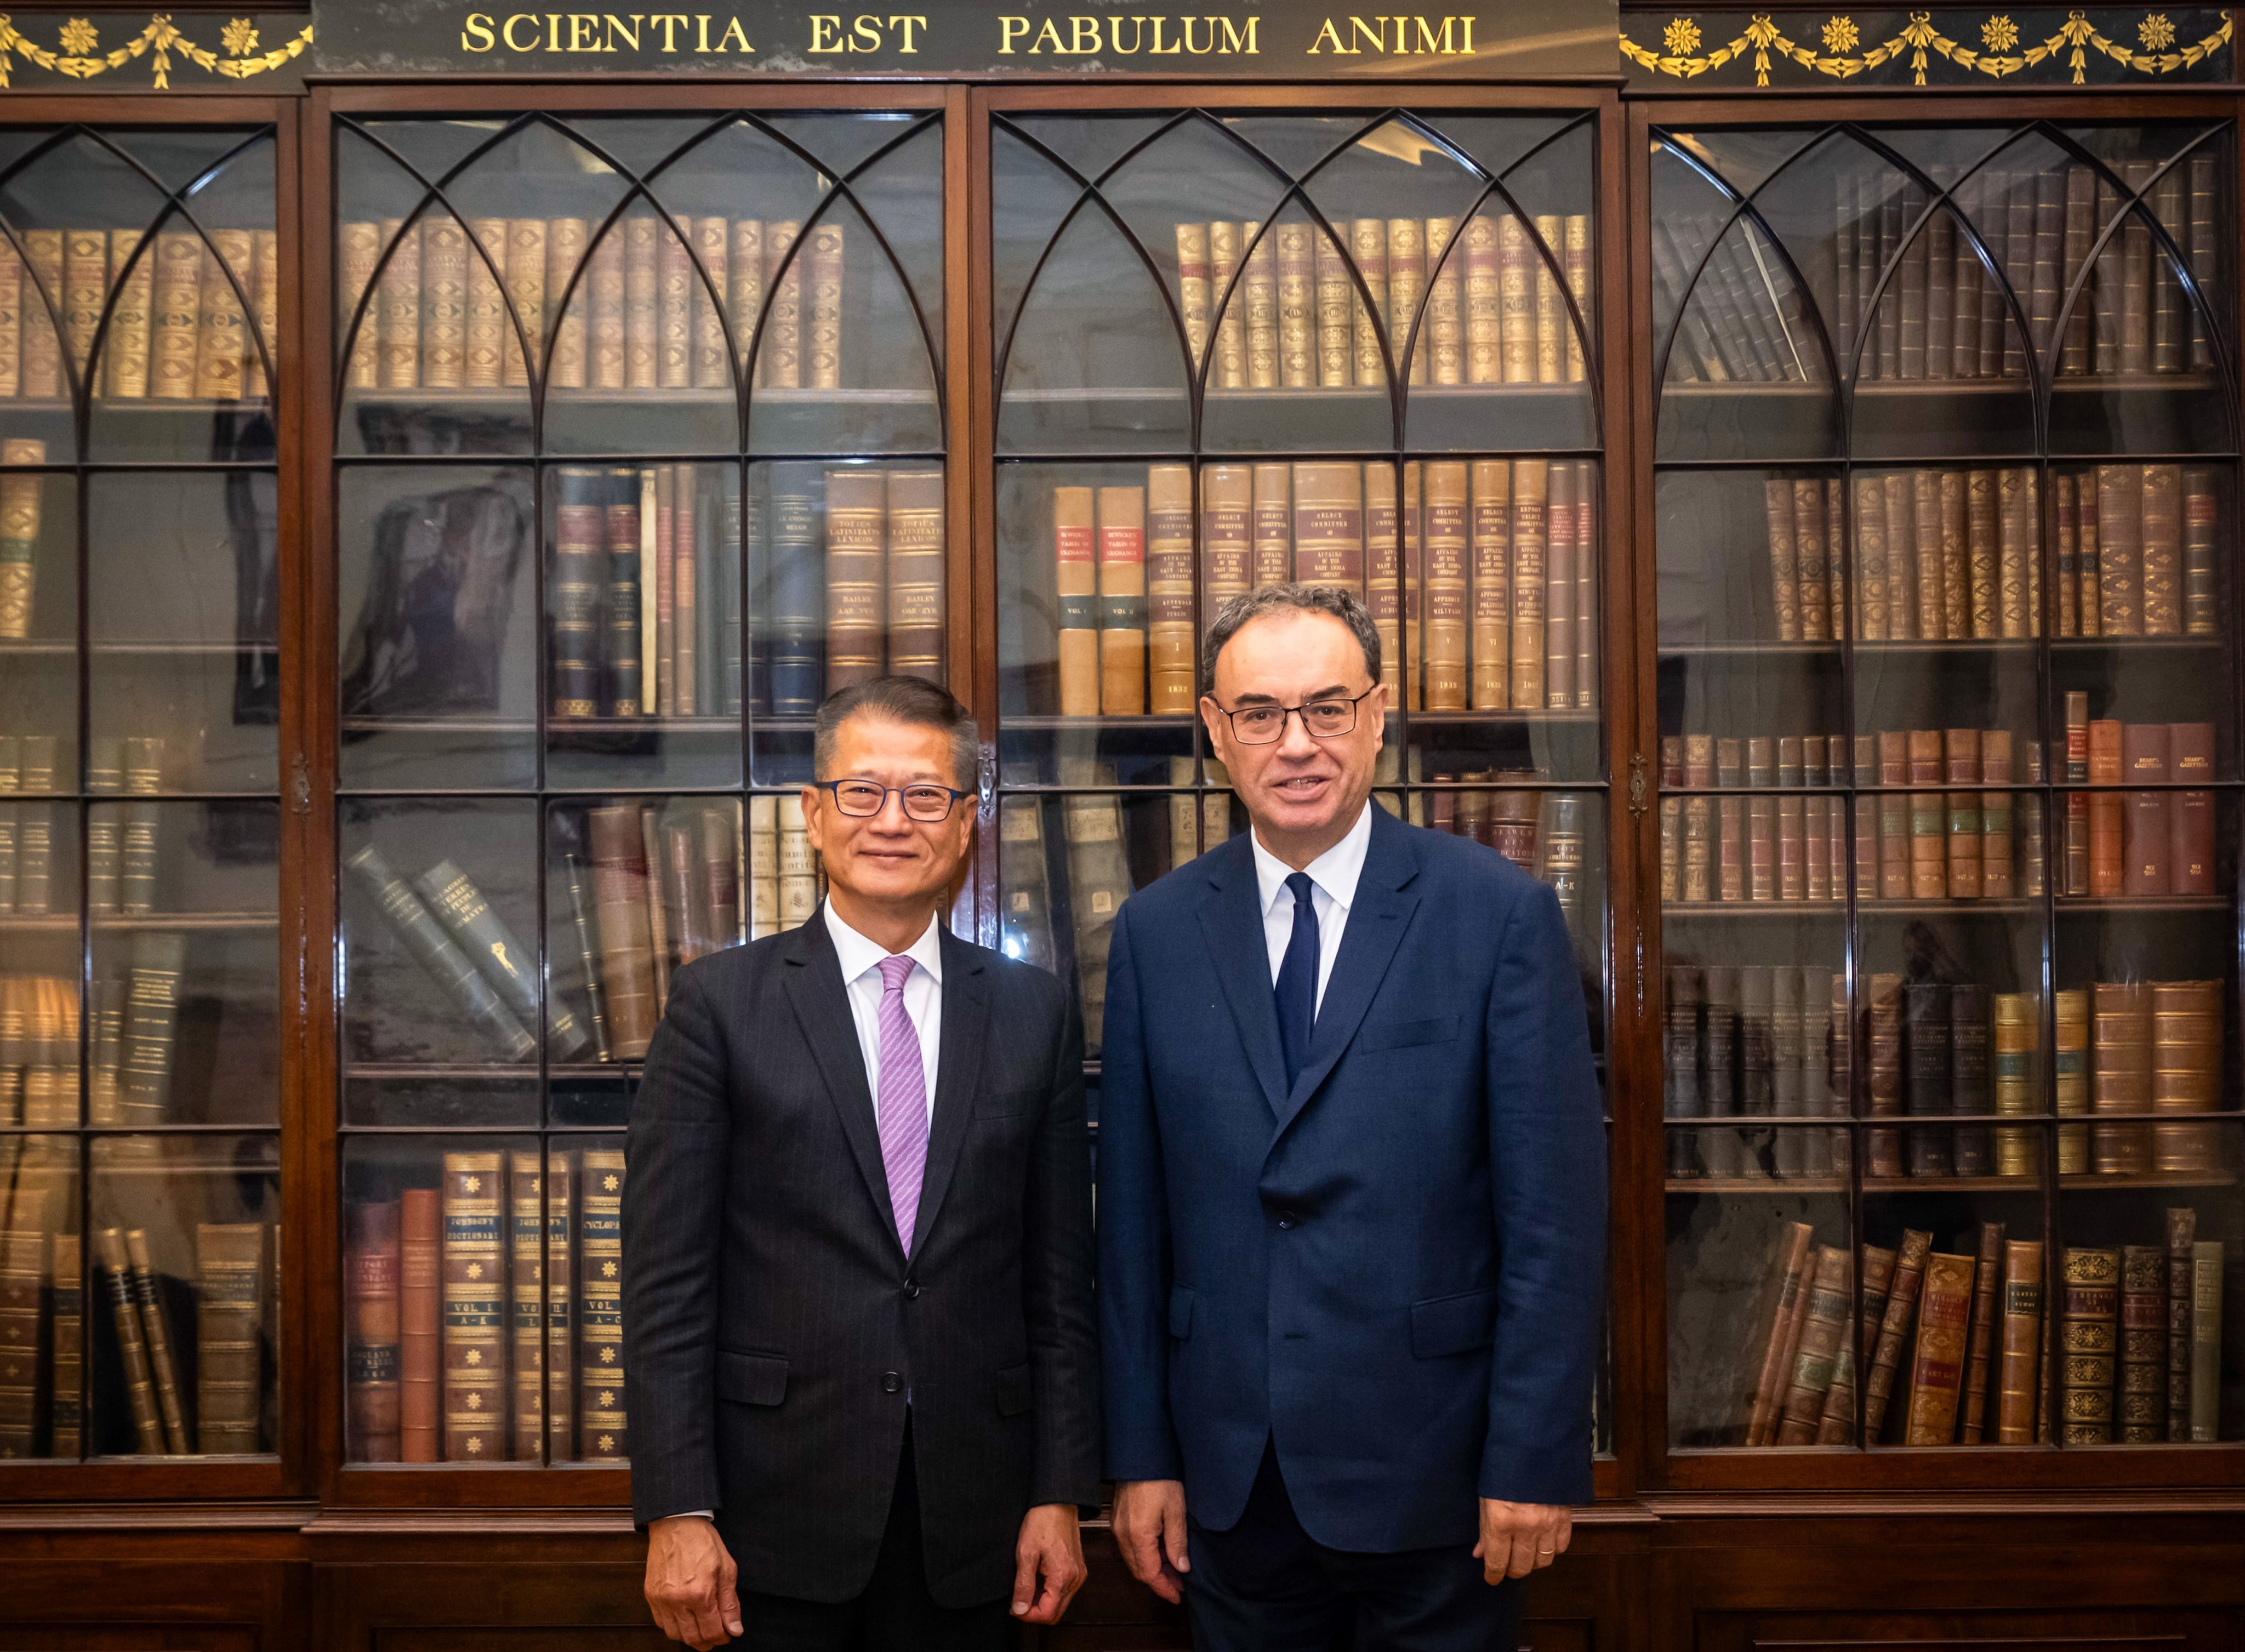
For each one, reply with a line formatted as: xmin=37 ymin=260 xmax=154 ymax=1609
xmin=881 ymin=1371 xmax=903 ymax=1393
xmin=1277 ymin=1212 xmax=1297 ymax=1230
xmin=904 ymin=1279 xmax=922 ymax=1300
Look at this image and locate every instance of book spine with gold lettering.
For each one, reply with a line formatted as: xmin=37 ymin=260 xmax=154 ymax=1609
xmin=1422 ymin=461 xmax=1468 ymax=710
xmin=195 ymin=230 xmax=254 ymax=401
xmin=94 ymin=1227 xmax=166 ymax=1453
xmin=727 ymin=218 xmax=763 ymax=388
xmin=808 ymin=220 xmax=846 ymax=391
xmin=543 ymin=216 xmax=588 ymax=390
xmin=1055 ymin=486 xmax=1098 ymax=717
xmin=1497 ymin=214 xmax=1536 ymax=384
xmin=1464 ymin=213 xmax=1502 ymax=385
xmin=1792 ymin=478 xmax=1829 ymax=642
xmin=195 ymin=1222 xmax=265 ymax=1454
xmin=2060 ymin=1245 xmax=2120 ymax=1443
xmin=1250 ymin=462 xmax=1290 ymax=588
xmin=339 ymin=221 xmax=385 ymax=392
xmin=1364 ymin=463 xmax=1400 ymax=701
xmin=1903 ymin=1250 xmax=1979 ymax=1445
xmin=1880 ymin=471 xmax=1916 ymax=639
xmin=763 ymin=220 xmax=802 ymax=389
xmin=1243 ymin=220 xmax=1279 ymax=389
xmin=1564 ymin=214 xmax=1591 ymax=382
xmin=1175 ymin=223 xmax=1211 ymax=373
xmin=17 ymin=230 xmax=62 ymax=401
xmin=0 ymin=239 xmax=23 ymax=397
xmin=441 ymin=1151 xmax=505 ymax=1462
xmin=621 ymin=215 xmax=660 ymax=390
xmin=62 ymin=229 xmax=106 ymax=386
xmin=1765 ymin=478 xmax=1800 ymax=641
xmin=1469 ymin=459 xmax=1511 ymax=709
xmin=1200 ymin=464 xmax=1253 ymax=629
xmin=421 ymin=216 xmax=470 ymax=391
xmin=0 ymin=448 xmax=46 ymax=641
xmin=375 ymin=219 xmax=420 ymax=394
xmin=503 ymin=218 xmax=547 ymax=389
xmin=691 ymin=215 xmax=730 ymax=390
xmin=1965 ymin=468 xmax=1999 ymax=638
xmin=2140 ymin=462 xmax=2180 ymax=636
xmin=465 ymin=217 xmax=509 ymax=391
xmin=122 ymin=1228 xmax=189 ymax=1454
xmin=824 ymin=467 xmax=886 ymax=694
xmin=544 ymin=1151 xmax=576 ymax=1461
xmin=1274 ymin=222 xmax=1315 ymax=389
xmin=147 ymin=230 xmax=201 ymax=401
xmin=2119 ymin=1243 xmax=2167 ymax=1442
xmin=1775 ymin=1245 xmax=1854 ymax=1444
xmin=1532 ymin=214 xmax=1566 ymax=384
xmin=1509 ymin=459 xmax=1548 ymax=709
xmin=242 ymin=227 xmax=278 ymax=400
xmin=1853 ymin=474 xmax=1889 ymax=641
xmin=1098 ymin=485 xmax=1148 ymax=715
xmin=659 ymin=215 xmax=695 ymax=389
xmin=1385 ymin=217 xmax=1426 ymax=385
xmin=1996 ymin=1237 xmax=2045 ymax=1443
xmin=1572 ymin=463 xmax=1597 ymax=709
xmin=1146 ymin=464 xmax=1196 ymax=714
xmin=1350 ymin=218 xmax=1388 ymax=386
xmin=1315 ymin=227 xmax=1353 ymax=389
xmin=1423 ymin=216 xmax=1463 ymax=386
xmin=578 ymin=1147 xmax=626 ymax=1461
xmin=508 ymin=1153 xmax=544 ymax=1461
xmin=886 ymin=468 xmax=945 ymax=683
xmin=1290 ymin=462 xmax=1364 ymax=595
xmin=1209 ymin=220 xmax=1245 ymax=389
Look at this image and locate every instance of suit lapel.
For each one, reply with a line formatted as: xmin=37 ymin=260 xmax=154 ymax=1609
xmin=908 ymin=929 xmax=988 ymax=1261
xmin=779 ymin=909 xmax=901 ymax=1250
xmin=1198 ymin=835 xmax=1289 ymax=1118
xmin=1272 ymin=808 xmax=1422 ymax=1137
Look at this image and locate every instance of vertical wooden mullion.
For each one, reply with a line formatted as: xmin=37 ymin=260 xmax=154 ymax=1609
xmin=959 ymin=86 xmax=999 ymax=948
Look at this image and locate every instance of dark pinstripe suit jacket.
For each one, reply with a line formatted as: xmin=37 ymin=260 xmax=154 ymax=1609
xmin=621 ymin=909 xmax=1101 ymax=1608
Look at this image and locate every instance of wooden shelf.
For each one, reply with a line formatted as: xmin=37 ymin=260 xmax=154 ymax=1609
xmin=1670 ymin=1170 xmax=2238 ymax=1194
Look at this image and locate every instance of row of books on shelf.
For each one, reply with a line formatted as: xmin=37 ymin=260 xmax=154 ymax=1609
xmin=344 ymin=1149 xmax=624 ymax=1463
xmin=348 ymin=796 xmax=824 ymax=1068
xmin=1733 ymin=1218 xmax=2224 ymax=1448
xmin=0 ymin=937 xmax=189 ymax=1130
xmin=0 ymin=737 xmax=215 ymax=920
xmin=548 ymin=462 xmax=942 ymax=726
xmin=341 ymin=213 xmax=847 ymax=397
xmin=0 ymin=1184 xmax=270 ymax=1459
xmin=1169 ymin=211 xmax=1591 ymax=391
xmin=1825 ymin=160 xmax=2219 ymax=382
xmin=1047 ymin=458 xmax=1597 ymax=719
xmin=1749 ymin=464 xmax=2215 ymax=648
xmin=1665 ymin=967 xmax=2227 ymax=1181
xmin=0 ymin=226 xmax=278 ymax=405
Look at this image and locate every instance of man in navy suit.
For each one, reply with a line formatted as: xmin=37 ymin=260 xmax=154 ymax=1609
xmin=1097 ymin=584 xmax=1607 ymax=1652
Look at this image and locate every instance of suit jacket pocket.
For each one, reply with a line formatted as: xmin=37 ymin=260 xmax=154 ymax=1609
xmin=1410 ymin=1288 xmax=1497 ymax=1359
xmin=975 ymin=1086 xmax=1042 ymax=1120
xmin=1359 ymin=1014 xmax=1461 ymax=1052
xmin=995 ymin=1360 xmax=1033 ymax=1417
xmin=1168 ymin=1284 xmax=1195 ymax=1340
xmin=716 ymin=1349 xmax=789 ymax=1406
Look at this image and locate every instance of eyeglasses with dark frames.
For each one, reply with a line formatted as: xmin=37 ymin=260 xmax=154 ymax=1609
xmin=1207 ymin=686 xmax=1378 ymax=745
xmin=816 ymin=779 xmax=972 ymax=822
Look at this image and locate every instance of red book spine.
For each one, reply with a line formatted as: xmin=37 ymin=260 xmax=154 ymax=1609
xmin=398 ymin=1187 xmax=441 ymax=1465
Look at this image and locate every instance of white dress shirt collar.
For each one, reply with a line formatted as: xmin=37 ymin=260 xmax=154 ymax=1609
xmin=1250 ymin=800 xmax=1374 ymax=921
xmin=823 ymin=901 xmax=945 ymax=988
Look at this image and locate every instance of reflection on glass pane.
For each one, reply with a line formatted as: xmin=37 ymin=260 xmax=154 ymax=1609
xmin=0 ymin=1132 xmax=76 ymax=1458
xmin=339 ymin=465 xmax=536 ymax=791
xmin=88 ymin=1132 xmax=277 ymax=1457
xmin=90 ymin=471 xmax=278 ymax=794
xmin=1662 ymin=937 xmax=1850 ymax=1184
xmin=996 ymin=788 xmax=1154 ymax=1061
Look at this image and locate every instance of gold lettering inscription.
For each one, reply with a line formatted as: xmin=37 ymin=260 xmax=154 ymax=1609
xmin=464 ymin=9 xmax=757 ymax=54
xmin=605 ymin=12 xmax=641 ymax=48
xmin=808 ymin=13 xmax=846 ymax=49
xmin=501 ymin=11 xmax=542 ymax=48
xmin=1310 ymin=14 xmax=1475 ymax=54
xmin=999 ymin=13 xmax=1263 ymax=56
xmin=888 ymin=13 xmax=927 ymax=49
xmin=462 ymin=11 xmax=498 ymax=48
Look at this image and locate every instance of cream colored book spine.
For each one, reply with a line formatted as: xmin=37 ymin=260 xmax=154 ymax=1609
xmin=658 ymin=215 xmax=693 ymax=390
xmin=1176 ymin=223 xmax=1211 ymax=374
xmin=1464 ymin=213 xmax=1502 ymax=385
xmin=728 ymin=218 xmax=763 ymax=388
xmin=1511 ymin=458 xmax=1549 ymax=708
xmin=464 ymin=217 xmax=507 ymax=390
xmin=1422 ymin=460 xmax=1469 ymax=709
xmin=195 ymin=229 xmax=253 ymax=401
xmin=806 ymin=220 xmax=844 ymax=390
xmin=588 ymin=226 xmax=625 ymax=391
xmin=764 ymin=220 xmax=802 ymax=389
xmin=1209 ymin=220 xmax=1245 ymax=389
xmin=544 ymin=217 xmax=588 ymax=390
xmin=777 ymin=794 xmax=817 ymax=930
xmin=748 ymin=795 xmax=779 ymax=938
xmin=63 ymin=229 xmax=106 ymax=383
xmin=339 ymin=221 xmax=384 ymax=393
xmin=624 ymin=215 xmax=659 ymax=390
xmin=1274 ymin=221 xmax=1314 ymax=389
xmin=503 ymin=219 xmax=546 ymax=388
xmin=1532 ymin=215 xmax=1565 ymax=385
xmin=420 ymin=216 xmax=469 ymax=391
xmin=1244 ymin=219 xmax=1279 ymax=389
xmin=1469 ymin=458 xmax=1511 ymax=709
xmin=691 ymin=215 xmax=730 ymax=389
xmin=104 ymin=229 xmax=151 ymax=400
xmin=1498 ymin=214 xmax=1537 ymax=385
xmin=245 ymin=229 xmax=280 ymax=400
xmin=1315 ymin=227 xmax=1353 ymax=388
xmin=149 ymin=230 xmax=202 ymax=401
xmin=20 ymin=230 xmax=64 ymax=400
xmin=1426 ymin=215 xmax=1463 ymax=386
xmin=0 ymin=237 xmax=23 ymax=397
xmin=1387 ymin=217 xmax=1428 ymax=386
xmin=376 ymin=218 xmax=420 ymax=393
xmin=1351 ymin=217 xmax=1388 ymax=387
xmin=1564 ymin=214 xmax=1591 ymax=382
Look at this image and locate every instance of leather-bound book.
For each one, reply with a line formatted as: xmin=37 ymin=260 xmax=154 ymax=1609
xmin=0 ymin=452 xmax=45 ymax=641
xmin=2167 ymin=1206 xmax=2196 ymax=1440
xmin=1500 ymin=214 xmax=1541 ymax=384
xmin=1776 ymin=1246 xmax=1855 ymax=1444
xmin=699 ymin=806 xmax=739 ymax=951
xmin=369 ymin=218 xmax=420 ymax=394
xmin=726 ymin=219 xmax=762 ymax=389
xmin=1680 ymin=796 xmax=1713 ymax=903
xmin=1951 ymin=197 xmax=1983 ymax=377
xmin=1365 ymin=466 xmax=1401 ymax=700
xmin=766 ymin=461 xmax=825 ymax=717
xmin=640 ymin=810 xmax=671 ymax=1004
xmin=745 ymin=797 xmax=779 ymax=939
xmin=2085 ymin=715 xmax=2123 ymax=899
xmin=1951 ymin=983 xmax=1991 ymax=1175
xmin=1903 ymin=1250 xmax=1978 ymax=1444
xmin=345 ymin=1200 xmax=402 ymax=1461
xmin=398 ymin=1188 xmax=441 ymax=1462
xmin=1959 ymin=1221 xmax=2007 ymax=1442
xmin=1422 ymin=462 xmax=1469 ymax=709
xmin=2121 ymin=721 xmax=2172 ymax=897
xmin=1880 ymin=471 xmax=1917 ymax=636
xmin=1059 ymin=764 xmax=1133 ymax=1049
xmin=1775 ymin=795 xmax=1805 ymax=903
xmin=1922 ymin=210 xmax=1954 ymax=377
xmin=1764 ymin=479 xmax=1800 ymax=641
xmin=2139 ymin=463 xmax=2181 ymax=635
xmin=1864 ymin=1229 xmax=1933 ymax=1441
xmin=121 ymin=1228 xmax=187 ymax=1454
xmin=2053 ymin=471 xmax=2079 ymax=635
xmin=1508 ymin=460 xmax=1549 ymax=708
xmin=1792 ymin=478 xmax=1830 ymax=642
xmin=2090 ymin=981 xmax=2152 ymax=1175
xmin=586 ymin=804 xmax=657 ymax=1059
xmin=774 ymin=796 xmax=814 ymax=933
xmin=2095 ymin=462 xmax=2143 ymax=634
xmin=48 ymin=1232 xmax=78 ymax=1457
xmin=1743 ymin=1222 xmax=1815 ymax=1446
xmin=0 ymin=237 xmax=22 ymax=398
xmin=464 ymin=217 xmax=509 ymax=390
xmin=420 ymin=216 xmax=469 ymax=391
xmin=2060 ymin=1246 xmax=2121 ymax=1443
xmin=2118 ymin=1243 xmax=2167 ymax=1442
xmin=1425 ymin=217 xmax=1463 ymax=385
xmin=1904 ymin=470 xmax=1940 ymax=638
xmin=601 ymin=466 xmax=646 ymax=716
xmin=1835 ymin=179 xmax=1858 ymax=367
xmin=674 ymin=463 xmax=699 ymax=713
xmin=2152 ymin=170 xmax=2186 ymax=372
xmin=1996 ymin=171 xmax=2033 ymax=376
xmin=1349 ymin=218 xmax=1388 ymax=387
xmin=195 ymin=1223 xmax=265 ymax=1454
xmin=1097 ymin=485 xmax=1148 ymax=715
xmin=2185 ymin=156 xmax=2217 ymax=368
xmin=1534 ymin=214 xmax=1570 ymax=383
xmin=2061 ymin=166 xmax=2095 ymax=373
xmin=2180 ymin=467 xmax=2217 ymax=635
xmin=1274 ymin=221 xmax=1315 ymax=389
xmin=690 ymin=216 xmax=729 ymax=390
xmin=1291 ymin=462 xmax=1364 ymax=594
xmin=2190 ymin=1241 xmax=2223 ymax=1440
xmin=1250 ymin=463 xmax=1291 ymax=589
xmin=884 ymin=468 xmax=944 ymax=684
xmin=441 ymin=1152 xmax=506 ymax=1462
xmin=806 ymin=221 xmax=844 ymax=390
xmin=1313 ymin=227 xmax=1352 ymax=388
xmin=1996 ymin=1237 xmax=2045 ymax=1442
xmin=1963 ymin=469 xmax=1999 ymax=638
xmin=93 ymin=1227 xmax=165 ymax=1453
xmin=1147 ymin=464 xmax=1195 ymax=714
xmin=1242 ymin=220 xmax=1279 ymax=389
xmin=545 ymin=1151 xmax=576 ymax=1461
xmin=1865 ymin=972 xmax=1905 ymax=1176
xmin=1902 ymin=983 xmax=1953 ymax=1177
xmin=1996 ymin=468 xmax=2032 ymax=638
xmin=2093 ymin=175 xmax=2126 ymax=372
xmin=99 ymin=229 xmax=151 ymax=400
xmin=508 ymin=1153 xmax=544 ymax=1461
xmin=2169 ymin=721 xmax=2215 ymax=896
xmin=544 ymin=215 xmax=588 ymax=391
xmin=1200 ymin=464 xmax=1253 ymax=628
xmin=1659 ymin=797 xmax=1682 ymax=907
xmin=1851 ymin=474 xmax=1888 ymax=641
xmin=2151 ymin=978 xmax=2221 ymax=1174
xmin=1716 ymin=796 xmax=1745 ymax=904
xmin=18 ymin=230 xmax=65 ymax=400
xmin=762 ymin=220 xmax=802 ymax=389
xmin=823 ymin=467 xmax=886 ymax=694
xmin=1175 ymin=223 xmax=1211 ymax=371
xmin=2054 ymin=988 xmax=2090 ymax=1176
xmin=347 ymin=844 xmax=534 ymax=1062
xmin=2029 ymin=166 xmax=2064 ymax=360
xmin=419 ymin=859 xmax=588 ymax=1060
xmin=1542 ymin=463 xmax=1574 ymax=709
xmin=60 ymin=228 xmax=105 ymax=385
xmin=502 ymin=218 xmax=546 ymax=390
xmin=1906 ymin=789 xmax=1945 ymax=901
xmin=1898 ymin=215 xmax=1927 ymax=378
xmin=1053 ymin=486 xmax=1098 ymax=716
xmin=1662 ymin=964 xmax=1702 ymax=1177
xmin=0 ymin=1210 xmax=44 ymax=1459
xmin=1207 ymin=221 xmax=1245 ymax=389
xmin=1742 ymin=794 xmax=1774 ymax=903
xmin=1462 ymin=213 xmax=1502 ymax=384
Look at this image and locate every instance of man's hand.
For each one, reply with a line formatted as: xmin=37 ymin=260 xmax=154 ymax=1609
xmin=645 ymin=1514 xmax=743 ymax=1649
xmin=1473 ymin=1499 xmax=1572 ymax=1585
xmin=1112 ymin=1478 xmax=1191 ymax=1604
xmin=1012 ymin=1502 xmax=1089 ymax=1625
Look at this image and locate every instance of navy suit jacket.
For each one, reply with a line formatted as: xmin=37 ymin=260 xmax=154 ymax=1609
xmin=1097 ymin=803 xmax=1606 ymax=1552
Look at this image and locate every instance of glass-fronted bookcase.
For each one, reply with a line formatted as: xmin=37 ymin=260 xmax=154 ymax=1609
xmin=1637 ymin=99 xmax=2244 ymax=1486
xmin=0 ymin=101 xmax=295 ymax=1497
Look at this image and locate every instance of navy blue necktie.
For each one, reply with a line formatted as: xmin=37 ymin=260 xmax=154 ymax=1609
xmin=1275 ymin=871 xmax=1319 ymax=1089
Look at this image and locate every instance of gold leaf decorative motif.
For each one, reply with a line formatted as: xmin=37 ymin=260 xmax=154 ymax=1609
xmin=2140 ymin=12 xmax=2177 ymax=46
xmin=56 ymin=17 xmax=95 ymax=54
xmin=0 ymin=14 xmax=314 ymax=90
xmin=1824 ymin=15 xmax=1861 ymax=51
xmin=1665 ymin=16 xmax=1704 ymax=52
xmin=1983 ymin=14 xmax=2020 ymax=48
xmin=220 ymin=17 xmax=259 ymax=56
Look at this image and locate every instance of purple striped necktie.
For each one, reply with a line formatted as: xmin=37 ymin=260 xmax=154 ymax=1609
xmin=874 ymin=954 xmax=929 ymax=1255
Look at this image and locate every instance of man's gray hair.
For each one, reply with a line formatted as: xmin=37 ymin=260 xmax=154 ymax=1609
xmin=1200 ymin=583 xmax=1381 ymax=697
xmin=814 ymin=675 xmax=979 ymax=793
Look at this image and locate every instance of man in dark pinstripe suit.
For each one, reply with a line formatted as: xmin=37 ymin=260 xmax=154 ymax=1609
xmin=623 ymin=676 xmax=1100 ymax=1650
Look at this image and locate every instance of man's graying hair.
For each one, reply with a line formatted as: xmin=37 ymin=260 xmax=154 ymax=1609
xmin=1200 ymin=583 xmax=1382 ymax=697
xmin=814 ymin=675 xmax=980 ymax=793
